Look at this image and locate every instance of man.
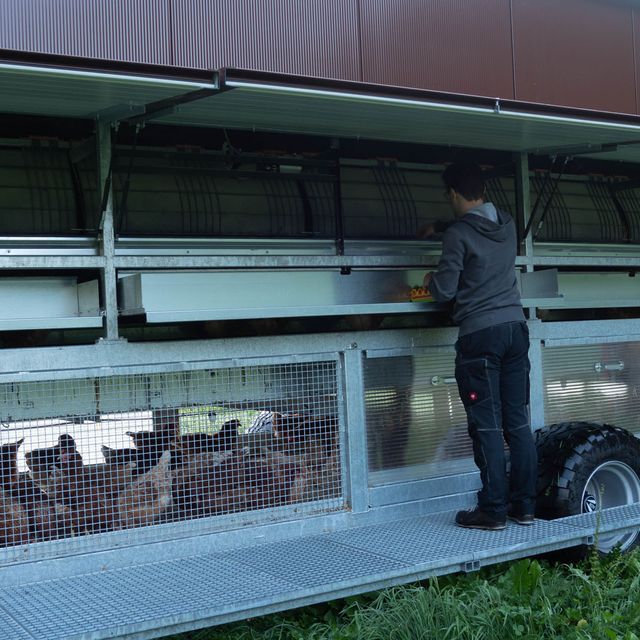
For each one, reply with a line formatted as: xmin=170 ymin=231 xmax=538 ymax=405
xmin=424 ymin=162 xmax=537 ymax=531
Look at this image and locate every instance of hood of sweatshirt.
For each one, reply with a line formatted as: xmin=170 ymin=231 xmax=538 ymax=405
xmin=459 ymin=203 xmax=510 ymax=243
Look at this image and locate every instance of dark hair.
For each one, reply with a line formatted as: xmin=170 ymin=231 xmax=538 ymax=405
xmin=442 ymin=162 xmax=485 ymax=201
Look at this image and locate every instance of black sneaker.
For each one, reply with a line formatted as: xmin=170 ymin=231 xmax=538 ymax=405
xmin=455 ymin=508 xmax=506 ymax=531
xmin=507 ymin=512 xmax=535 ymax=526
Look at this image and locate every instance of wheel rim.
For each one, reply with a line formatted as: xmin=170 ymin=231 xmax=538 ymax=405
xmin=581 ymin=460 xmax=640 ymax=553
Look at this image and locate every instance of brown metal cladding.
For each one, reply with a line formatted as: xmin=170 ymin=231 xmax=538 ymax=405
xmin=359 ymin=0 xmax=515 ymax=98
xmin=170 ymin=0 xmax=360 ymax=80
xmin=635 ymin=8 xmax=640 ymax=116
xmin=0 ymin=0 xmax=171 ymax=65
xmin=512 ymin=0 xmax=636 ymax=114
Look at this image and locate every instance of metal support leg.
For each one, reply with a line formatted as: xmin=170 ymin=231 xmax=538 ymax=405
xmin=97 ymin=121 xmax=120 ymax=341
xmin=342 ymin=347 xmax=370 ymax=513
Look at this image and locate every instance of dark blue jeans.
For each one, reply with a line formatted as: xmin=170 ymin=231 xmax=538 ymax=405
xmin=455 ymin=321 xmax=537 ymax=519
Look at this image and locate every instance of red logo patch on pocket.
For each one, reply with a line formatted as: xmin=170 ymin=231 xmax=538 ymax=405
xmin=469 ymin=392 xmax=478 ymax=401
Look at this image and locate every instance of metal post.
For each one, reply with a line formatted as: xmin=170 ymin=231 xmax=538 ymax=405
xmin=515 ymin=152 xmax=533 ymax=260
xmin=342 ymin=347 xmax=370 ymax=513
xmin=97 ymin=120 xmax=120 ymax=341
xmin=528 ymin=338 xmax=546 ymax=429
xmin=515 ymin=152 xmax=537 ymax=320
xmin=332 ymin=140 xmax=345 ymax=256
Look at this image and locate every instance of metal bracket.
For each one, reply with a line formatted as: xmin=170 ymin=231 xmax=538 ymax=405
xmin=462 ymin=560 xmax=481 ymax=572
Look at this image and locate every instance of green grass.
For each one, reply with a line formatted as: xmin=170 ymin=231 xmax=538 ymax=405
xmin=167 ymin=548 xmax=640 ymax=640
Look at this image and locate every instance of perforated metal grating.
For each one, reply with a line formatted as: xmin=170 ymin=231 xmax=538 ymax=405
xmin=0 ymin=359 xmax=342 ymax=563
xmin=0 ymin=506 xmax=632 ymax=640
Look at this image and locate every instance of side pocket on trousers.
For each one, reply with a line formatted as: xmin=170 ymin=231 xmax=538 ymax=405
xmin=455 ymin=357 xmax=491 ymax=409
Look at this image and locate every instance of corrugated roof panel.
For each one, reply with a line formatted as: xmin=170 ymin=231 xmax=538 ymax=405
xmin=360 ymin=0 xmax=514 ymax=99
xmin=171 ymin=0 xmax=361 ymax=80
xmin=0 ymin=0 xmax=172 ymax=65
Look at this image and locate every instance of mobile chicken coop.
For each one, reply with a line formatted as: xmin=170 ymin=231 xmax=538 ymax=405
xmin=2 ymin=1 xmax=640 ymax=638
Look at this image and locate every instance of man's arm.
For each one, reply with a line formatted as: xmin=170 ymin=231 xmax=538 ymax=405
xmin=425 ymin=228 xmax=464 ymax=302
xmin=417 ymin=219 xmax=453 ymax=240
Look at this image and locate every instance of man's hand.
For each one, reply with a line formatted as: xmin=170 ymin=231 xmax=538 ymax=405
xmin=423 ymin=272 xmax=433 ymax=289
xmin=416 ymin=223 xmax=436 ymax=239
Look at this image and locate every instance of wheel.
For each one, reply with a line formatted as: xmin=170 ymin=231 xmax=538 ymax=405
xmin=535 ymin=422 xmax=640 ymax=554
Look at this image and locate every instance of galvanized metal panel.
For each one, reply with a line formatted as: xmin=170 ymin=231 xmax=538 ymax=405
xmin=161 ymin=84 xmax=640 ymax=163
xmin=0 ymin=61 xmax=213 ymax=120
xmin=543 ymin=341 xmax=640 ymax=434
xmin=0 ymin=356 xmax=343 ymax=565
xmin=0 ymin=277 xmax=101 ymax=330
xmin=171 ymin=0 xmax=360 ymax=80
xmin=512 ymin=0 xmax=637 ymax=114
xmin=359 ymin=0 xmax=514 ymax=98
xmin=364 ymin=349 xmax=476 ymax=487
xmin=0 ymin=0 xmax=171 ymax=65
xmin=117 ymin=269 xmax=436 ymax=322
xmin=0 ymin=506 xmax=620 ymax=640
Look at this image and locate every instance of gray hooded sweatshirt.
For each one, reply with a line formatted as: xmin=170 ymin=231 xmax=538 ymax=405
xmin=429 ymin=202 xmax=525 ymax=337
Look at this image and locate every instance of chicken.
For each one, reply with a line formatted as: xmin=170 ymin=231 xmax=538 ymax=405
xmin=126 ymin=429 xmax=174 ymax=475
xmin=152 ymin=407 xmax=180 ymax=443
xmin=0 ymin=490 xmax=30 ymax=547
xmin=179 ymin=419 xmax=240 ymax=457
xmin=26 ymin=434 xmax=134 ymax=534
xmin=272 ymin=414 xmax=339 ymax=466
xmin=171 ymin=450 xmax=237 ymax=517
xmin=268 ymin=414 xmax=342 ymax=505
xmin=0 ymin=439 xmax=31 ymax=546
xmin=1 ymin=438 xmax=73 ymax=541
xmin=25 ymin=433 xmax=84 ymax=495
xmin=101 ymin=445 xmax=137 ymax=467
xmin=117 ymin=450 xmax=174 ymax=528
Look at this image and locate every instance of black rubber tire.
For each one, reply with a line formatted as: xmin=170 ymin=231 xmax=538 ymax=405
xmin=535 ymin=421 xmax=640 ymax=555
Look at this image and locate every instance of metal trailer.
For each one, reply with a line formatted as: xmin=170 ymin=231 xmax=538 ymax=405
xmin=1 ymin=53 xmax=640 ymax=640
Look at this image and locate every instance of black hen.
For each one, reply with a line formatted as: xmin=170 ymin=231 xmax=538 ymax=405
xmin=126 ymin=429 xmax=174 ymax=475
xmin=180 ymin=419 xmax=239 ymax=456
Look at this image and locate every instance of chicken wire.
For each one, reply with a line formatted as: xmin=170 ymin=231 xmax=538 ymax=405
xmin=0 ymin=360 xmax=342 ymax=562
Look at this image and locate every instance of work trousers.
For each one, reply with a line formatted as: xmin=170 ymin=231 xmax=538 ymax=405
xmin=455 ymin=321 xmax=537 ymax=519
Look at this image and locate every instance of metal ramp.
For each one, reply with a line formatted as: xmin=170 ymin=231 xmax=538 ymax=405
xmin=1 ymin=504 xmax=640 ymax=640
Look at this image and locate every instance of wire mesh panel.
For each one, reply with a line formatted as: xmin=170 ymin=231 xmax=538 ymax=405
xmin=542 ymin=342 xmax=640 ymax=435
xmin=363 ymin=351 xmax=475 ymax=486
xmin=0 ymin=359 xmax=342 ymax=563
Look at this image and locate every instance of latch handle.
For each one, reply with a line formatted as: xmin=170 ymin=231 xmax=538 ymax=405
xmin=431 ymin=375 xmax=457 ymax=386
xmin=594 ymin=361 xmax=625 ymax=373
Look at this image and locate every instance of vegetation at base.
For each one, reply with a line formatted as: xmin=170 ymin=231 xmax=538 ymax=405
xmin=170 ymin=547 xmax=640 ymax=640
